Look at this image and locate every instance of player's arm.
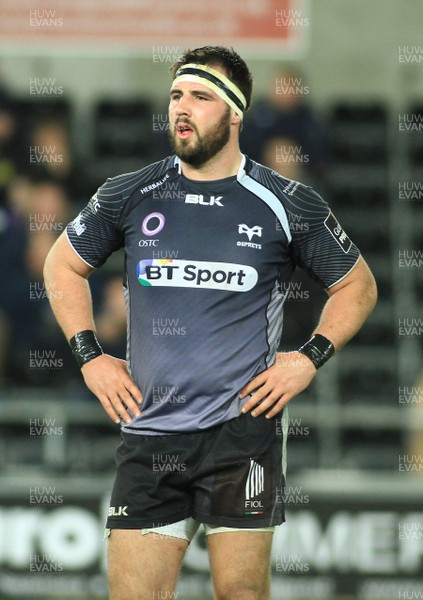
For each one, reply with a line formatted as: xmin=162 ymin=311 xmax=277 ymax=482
xmin=239 ymin=256 xmax=377 ymax=418
xmin=312 ymin=255 xmax=377 ymax=350
xmin=43 ymin=232 xmax=142 ymax=424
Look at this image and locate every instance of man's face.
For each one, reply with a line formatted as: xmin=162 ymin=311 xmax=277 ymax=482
xmin=168 ymin=79 xmax=232 ymax=168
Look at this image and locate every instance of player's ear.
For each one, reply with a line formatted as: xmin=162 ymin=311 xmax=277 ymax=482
xmin=231 ymin=110 xmax=242 ymax=127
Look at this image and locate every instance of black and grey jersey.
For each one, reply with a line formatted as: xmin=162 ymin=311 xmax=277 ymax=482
xmin=66 ymin=155 xmax=360 ymax=434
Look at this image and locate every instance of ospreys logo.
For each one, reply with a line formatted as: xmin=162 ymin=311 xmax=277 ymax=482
xmin=136 ymin=259 xmax=258 ymax=292
xmin=237 ymin=224 xmax=263 ymax=250
xmin=238 ymin=224 xmax=263 ymax=241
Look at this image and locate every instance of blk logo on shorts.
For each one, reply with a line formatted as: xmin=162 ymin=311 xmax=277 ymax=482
xmin=108 ymin=505 xmax=128 ymax=517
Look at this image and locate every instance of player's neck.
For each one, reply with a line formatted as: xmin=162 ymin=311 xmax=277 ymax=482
xmin=180 ymin=144 xmax=243 ymax=182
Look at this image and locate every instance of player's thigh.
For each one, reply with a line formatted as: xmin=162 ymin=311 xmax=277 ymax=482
xmin=207 ymin=530 xmax=273 ymax=600
xmin=108 ymin=529 xmax=188 ymax=600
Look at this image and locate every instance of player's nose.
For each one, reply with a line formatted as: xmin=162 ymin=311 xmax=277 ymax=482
xmin=174 ymin=95 xmax=192 ymax=116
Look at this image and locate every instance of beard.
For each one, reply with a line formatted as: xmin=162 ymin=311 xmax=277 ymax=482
xmin=168 ymin=107 xmax=231 ymax=167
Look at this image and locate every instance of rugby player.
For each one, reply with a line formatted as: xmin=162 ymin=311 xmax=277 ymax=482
xmin=44 ymin=46 xmax=377 ymax=600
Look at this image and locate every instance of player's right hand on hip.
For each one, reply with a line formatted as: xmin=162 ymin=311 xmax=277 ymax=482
xmin=81 ymin=354 xmax=142 ymax=424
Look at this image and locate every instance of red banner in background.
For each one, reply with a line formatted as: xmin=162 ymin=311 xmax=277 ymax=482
xmin=0 ymin=0 xmax=309 ymax=56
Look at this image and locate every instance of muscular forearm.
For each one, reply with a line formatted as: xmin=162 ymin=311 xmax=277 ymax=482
xmin=240 ymin=258 xmax=377 ymax=419
xmin=44 ymin=234 xmax=142 ymax=424
xmin=314 ymin=258 xmax=377 ymax=351
xmin=46 ymin=269 xmax=95 ymax=340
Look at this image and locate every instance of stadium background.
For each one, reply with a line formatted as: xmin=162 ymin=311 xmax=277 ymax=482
xmin=0 ymin=0 xmax=422 ymax=598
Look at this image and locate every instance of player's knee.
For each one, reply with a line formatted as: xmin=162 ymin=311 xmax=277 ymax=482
xmin=213 ymin=577 xmax=269 ymax=600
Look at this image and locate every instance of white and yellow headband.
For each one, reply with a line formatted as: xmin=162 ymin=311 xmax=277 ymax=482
xmin=172 ymin=63 xmax=247 ymax=119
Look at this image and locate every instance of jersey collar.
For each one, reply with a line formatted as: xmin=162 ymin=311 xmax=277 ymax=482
xmin=173 ymin=154 xmax=247 ymax=180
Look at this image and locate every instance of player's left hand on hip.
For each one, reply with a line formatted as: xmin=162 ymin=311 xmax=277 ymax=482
xmin=239 ymin=351 xmax=317 ymax=419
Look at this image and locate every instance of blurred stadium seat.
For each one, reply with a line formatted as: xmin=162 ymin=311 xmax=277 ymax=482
xmin=328 ymin=102 xmax=388 ymax=165
xmin=93 ymin=98 xmax=154 ymax=159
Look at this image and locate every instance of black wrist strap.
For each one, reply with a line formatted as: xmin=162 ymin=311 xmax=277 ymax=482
xmin=298 ymin=334 xmax=335 ymax=369
xmin=69 ymin=330 xmax=103 ymax=368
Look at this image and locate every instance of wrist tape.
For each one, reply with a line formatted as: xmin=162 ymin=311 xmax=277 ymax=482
xmin=69 ymin=330 xmax=103 ymax=368
xmin=298 ymin=334 xmax=335 ymax=369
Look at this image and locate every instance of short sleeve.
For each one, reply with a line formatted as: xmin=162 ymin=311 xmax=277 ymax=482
xmin=285 ymin=183 xmax=360 ymax=288
xmin=66 ymin=182 xmax=123 ymax=269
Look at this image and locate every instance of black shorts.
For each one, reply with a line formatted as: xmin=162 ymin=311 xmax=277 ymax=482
xmin=106 ymin=411 xmax=287 ymax=530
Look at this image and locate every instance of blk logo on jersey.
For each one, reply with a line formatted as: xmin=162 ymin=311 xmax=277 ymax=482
xmin=237 ymin=224 xmax=263 ymax=250
xmin=244 ymin=459 xmax=265 ymax=514
xmin=324 ymin=212 xmax=352 ymax=253
xmin=185 ymin=194 xmax=224 ymax=207
xmin=136 ymin=259 xmax=258 ymax=292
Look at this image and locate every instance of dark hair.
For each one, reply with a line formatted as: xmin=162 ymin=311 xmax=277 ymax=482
xmin=171 ymin=46 xmax=253 ymax=110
